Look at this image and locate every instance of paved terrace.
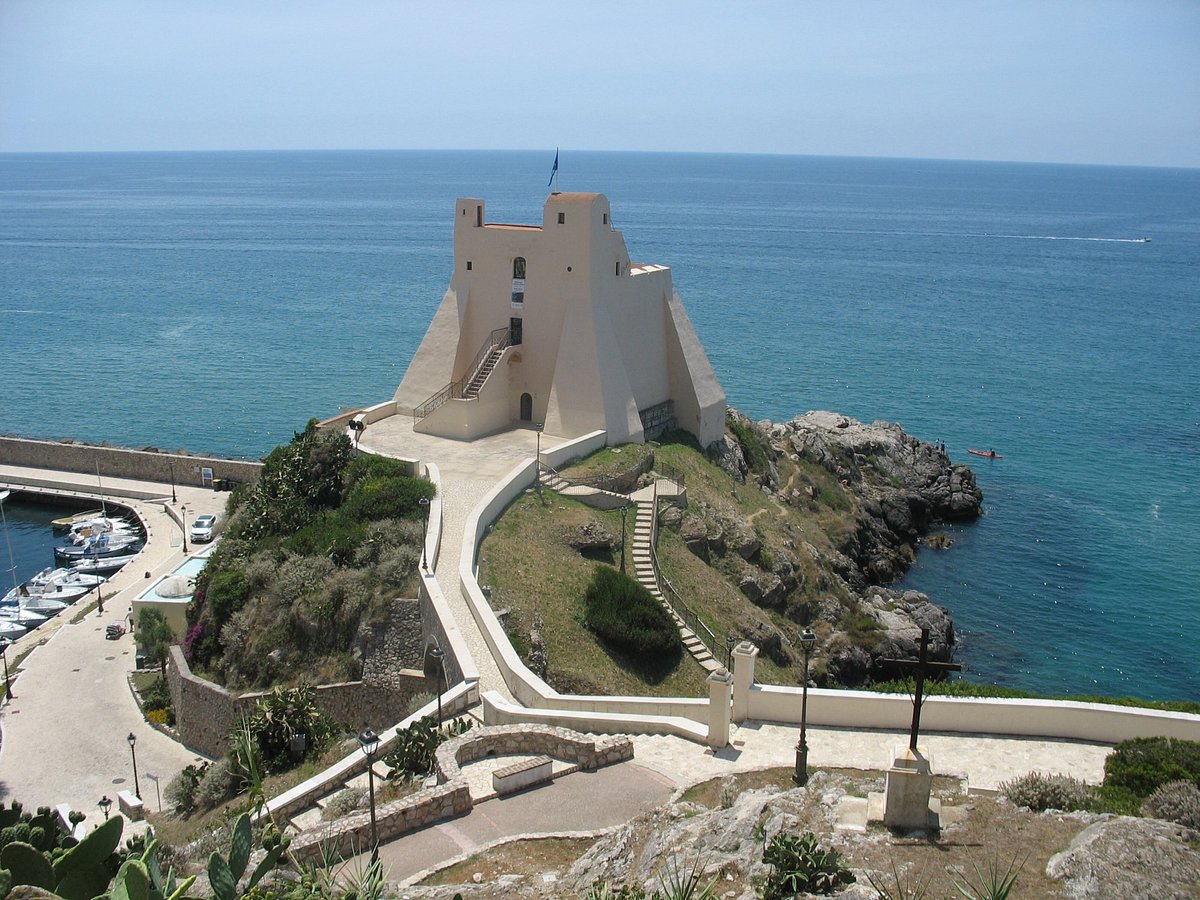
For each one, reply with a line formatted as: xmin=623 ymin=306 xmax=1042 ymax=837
xmin=0 ymin=465 xmax=224 ymax=822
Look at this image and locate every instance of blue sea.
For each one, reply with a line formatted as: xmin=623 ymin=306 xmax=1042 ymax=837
xmin=1 ymin=150 xmax=1197 ymax=702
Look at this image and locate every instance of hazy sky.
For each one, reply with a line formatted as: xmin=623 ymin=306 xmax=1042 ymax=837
xmin=2 ymin=1 xmax=1197 ymax=166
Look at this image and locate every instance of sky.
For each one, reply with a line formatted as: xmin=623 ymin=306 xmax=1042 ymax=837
xmin=1 ymin=1 xmax=1198 ymax=167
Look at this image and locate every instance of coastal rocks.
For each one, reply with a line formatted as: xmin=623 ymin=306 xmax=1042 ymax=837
xmin=780 ymin=411 xmax=983 ymax=525
xmin=1046 ymin=816 xmax=1200 ymax=898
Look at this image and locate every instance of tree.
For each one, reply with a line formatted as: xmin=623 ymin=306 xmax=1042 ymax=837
xmin=135 ymin=607 xmax=176 ymax=674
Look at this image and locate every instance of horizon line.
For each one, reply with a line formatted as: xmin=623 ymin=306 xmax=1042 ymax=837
xmin=0 ymin=146 xmax=1195 ymax=172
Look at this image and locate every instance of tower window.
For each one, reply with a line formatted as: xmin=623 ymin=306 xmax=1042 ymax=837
xmin=615 ymin=261 xmax=621 ymax=276
xmin=557 ymin=212 xmax=565 ymax=224
xmin=603 ymin=213 xmax=609 ymax=225
xmin=466 ymin=261 xmax=472 ymax=271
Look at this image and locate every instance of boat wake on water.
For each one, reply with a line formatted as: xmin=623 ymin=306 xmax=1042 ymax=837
xmin=823 ymin=228 xmax=1151 ymax=243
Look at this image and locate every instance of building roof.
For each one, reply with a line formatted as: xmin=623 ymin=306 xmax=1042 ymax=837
xmin=547 ymin=192 xmax=603 ymax=204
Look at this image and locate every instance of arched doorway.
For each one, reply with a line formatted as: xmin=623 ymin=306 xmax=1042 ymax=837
xmin=520 ymin=393 xmax=533 ymax=421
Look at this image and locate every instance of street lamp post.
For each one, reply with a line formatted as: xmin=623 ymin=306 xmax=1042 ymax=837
xmin=0 ymin=638 xmax=12 ymax=701
xmin=430 ymin=646 xmax=445 ymax=727
xmin=358 ymin=728 xmax=380 ymax=862
xmin=169 ymin=464 xmax=177 ymax=504
xmin=793 ymin=628 xmax=817 ymax=786
xmin=180 ymin=504 xmax=188 ymax=554
xmin=419 ymin=497 xmax=431 ymax=573
xmin=98 ymin=796 xmax=112 ymax=821
xmin=726 ymin=634 xmax=736 ymax=669
xmin=127 ymin=732 xmax=141 ymax=800
xmin=619 ymin=504 xmax=630 ymax=574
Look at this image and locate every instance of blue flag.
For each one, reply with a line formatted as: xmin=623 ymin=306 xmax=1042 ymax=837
xmin=547 ymin=148 xmax=559 ymax=188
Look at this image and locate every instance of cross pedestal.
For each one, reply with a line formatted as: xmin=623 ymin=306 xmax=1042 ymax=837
xmin=872 ymin=744 xmax=941 ymax=830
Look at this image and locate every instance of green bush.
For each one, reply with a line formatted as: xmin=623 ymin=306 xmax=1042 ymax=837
xmin=343 ymin=454 xmax=414 ymax=490
xmin=340 ymin=475 xmax=435 ymax=522
xmin=583 ymin=566 xmax=681 ymax=659
xmin=760 ymin=832 xmax=855 ymax=898
xmin=205 ymin=568 xmax=252 ymax=623
xmin=1141 ymin=780 xmax=1200 ymax=828
xmin=166 ymin=762 xmax=210 ymax=814
xmin=281 ymin=513 xmax=367 ymax=565
xmin=244 ymin=685 xmax=334 ymax=773
xmin=1103 ymin=737 xmax=1200 ymax=798
xmin=999 ymin=772 xmax=1095 ymax=812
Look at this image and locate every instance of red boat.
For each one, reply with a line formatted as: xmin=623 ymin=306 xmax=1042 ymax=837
xmin=968 ymin=449 xmax=1003 ymax=459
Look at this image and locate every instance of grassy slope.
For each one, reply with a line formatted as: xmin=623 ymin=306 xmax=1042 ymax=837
xmin=478 ymin=433 xmax=873 ymax=694
xmin=478 ymin=490 xmax=710 ymax=697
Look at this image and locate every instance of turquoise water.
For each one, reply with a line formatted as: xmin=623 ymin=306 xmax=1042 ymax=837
xmin=2 ymin=151 xmax=1197 ymax=701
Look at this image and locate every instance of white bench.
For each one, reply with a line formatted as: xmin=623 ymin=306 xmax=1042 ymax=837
xmin=491 ymin=755 xmax=553 ymax=795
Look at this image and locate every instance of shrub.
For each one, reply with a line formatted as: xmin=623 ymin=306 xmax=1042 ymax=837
xmin=1141 ymin=780 xmax=1200 ymax=828
xmin=999 ymin=772 xmax=1095 ymax=812
xmin=165 ymin=762 xmax=210 ymax=813
xmin=583 ymin=566 xmax=681 ymax=659
xmin=244 ymin=684 xmax=334 ymax=772
xmin=383 ymin=716 xmax=473 ymax=780
xmin=282 ymin=513 xmax=367 ymax=565
xmin=205 ymin=567 xmax=252 ymax=623
xmin=343 ymin=454 xmax=414 ymax=491
xmin=341 ymin=475 xmax=435 ymax=522
xmin=194 ymin=757 xmax=240 ymax=812
xmin=146 ymin=708 xmax=171 ymax=727
xmin=760 ymin=831 xmax=855 ymax=898
xmin=321 ymin=787 xmax=366 ymax=821
xmin=1104 ymin=737 xmax=1200 ymax=798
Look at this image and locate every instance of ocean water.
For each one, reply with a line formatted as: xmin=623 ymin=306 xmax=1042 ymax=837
xmin=1 ymin=150 xmax=1197 ymax=701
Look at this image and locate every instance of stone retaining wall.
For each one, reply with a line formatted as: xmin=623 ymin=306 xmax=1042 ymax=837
xmin=288 ymin=782 xmax=472 ymax=863
xmin=166 ymin=648 xmax=428 ymax=758
xmin=435 ymin=723 xmax=633 ymax=784
xmin=0 ymin=437 xmax=262 ymax=487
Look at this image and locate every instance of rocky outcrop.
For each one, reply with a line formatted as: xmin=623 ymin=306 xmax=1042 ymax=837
xmin=679 ymin=409 xmax=978 ymax=685
xmin=1046 ymin=816 xmax=1200 ymax=898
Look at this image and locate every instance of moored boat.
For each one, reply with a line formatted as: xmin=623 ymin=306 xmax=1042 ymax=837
xmin=28 ymin=566 xmax=106 ymax=589
xmin=55 ymin=533 xmax=144 ymax=563
xmin=0 ymin=619 xmax=27 ymax=641
xmin=51 ymin=508 xmax=105 ymax=532
xmin=71 ymin=553 xmax=139 ymax=575
xmin=18 ymin=594 xmax=68 ymax=617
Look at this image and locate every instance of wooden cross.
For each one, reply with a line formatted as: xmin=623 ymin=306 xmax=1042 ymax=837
xmin=880 ymin=627 xmax=962 ymax=750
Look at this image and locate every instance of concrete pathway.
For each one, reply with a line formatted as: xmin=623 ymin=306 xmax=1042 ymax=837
xmin=358 ymin=762 xmax=676 ymax=885
xmin=359 ymin=418 xmax=566 ymax=704
xmin=0 ymin=466 xmax=224 ymax=824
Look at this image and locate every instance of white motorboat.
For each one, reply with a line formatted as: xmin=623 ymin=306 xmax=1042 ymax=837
xmin=28 ymin=567 xmax=106 ymax=589
xmin=11 ymin=579 xmax=92 ymax=604
xmin=71 ymin=553 xmax=139 ymax=575
xmin=19 ymin=595 xmax=68 ymax=617
xmin=67 ymin=518 xmax=139 ymax=545
xmin=55 ymin=533 xmax=143 ymax=563
xmin=0 ymin=619 xmax=27 ymax=641
xmin=0 ymin=604 xmax=48 ymax=629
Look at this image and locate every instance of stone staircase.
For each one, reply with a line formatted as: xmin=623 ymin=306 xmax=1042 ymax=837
xmin=463 ymin=346 xmax=504 ymax=399
xmin=628 ymin=497 xmax=721 ymax=674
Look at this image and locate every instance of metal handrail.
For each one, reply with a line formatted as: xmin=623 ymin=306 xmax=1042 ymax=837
xmin=648 ymin=488 xmax=719 ymax=659
xmin=413 ymin=326 xmax=512 ymax=421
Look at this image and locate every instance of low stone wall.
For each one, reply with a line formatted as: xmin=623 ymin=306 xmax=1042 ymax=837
xmin=286 ymin=723 xmax=625 ymax=863
xmin=166 ymin=648 xmax=428 ymax=758
xmin=0 ymin=437 xmax=262 ymax=487
xmin=435 ymin=723 xmax=633 ymax=785
xmin=289 ymin=782 xmax=472 ymax=863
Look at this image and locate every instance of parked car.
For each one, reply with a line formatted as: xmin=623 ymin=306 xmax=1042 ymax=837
xmin=189 ymin=514 xmax=218 ymax=543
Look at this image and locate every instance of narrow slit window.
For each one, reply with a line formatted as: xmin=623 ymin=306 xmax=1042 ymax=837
xmin=512 ymin=257 xmax=525 ymax=305
xmin=557 ymin=212 xmax=565 ymax=224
